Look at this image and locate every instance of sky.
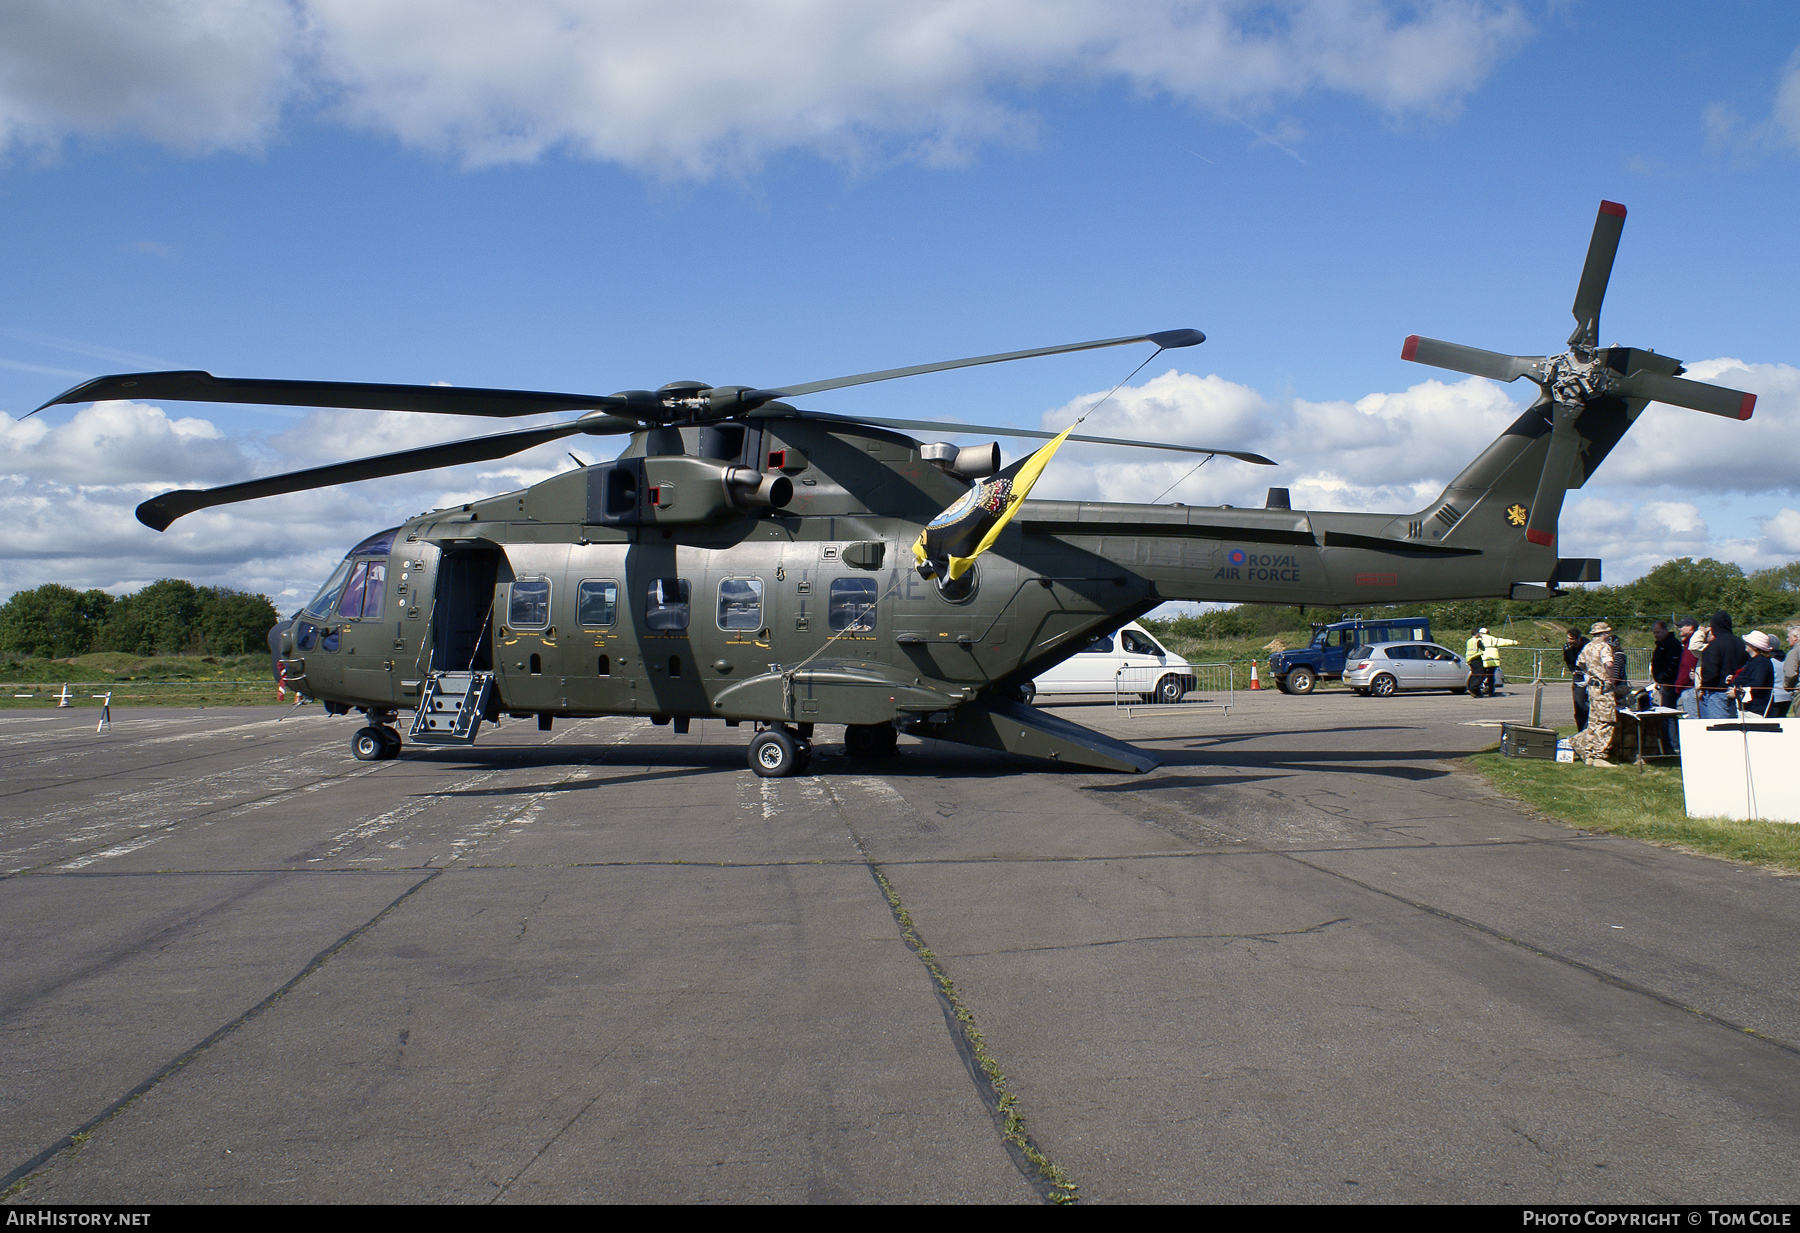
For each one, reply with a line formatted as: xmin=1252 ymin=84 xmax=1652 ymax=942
xmin=2 ymin=0 xmax=1798 ymax=614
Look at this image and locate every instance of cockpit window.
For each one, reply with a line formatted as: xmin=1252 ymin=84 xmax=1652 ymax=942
xmin=350 ymin=528 xmax=399 ymax=557
xmin=333 ymin=560 xmax=387 ymax=620
xmin=303 ymin=560 xmax=354 ymax=618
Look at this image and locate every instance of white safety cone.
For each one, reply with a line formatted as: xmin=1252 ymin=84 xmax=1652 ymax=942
xmin=1249 ymin=662 xmax=1261 ymax=690
xmin=56 ymin=683 xmax=73 ymax=708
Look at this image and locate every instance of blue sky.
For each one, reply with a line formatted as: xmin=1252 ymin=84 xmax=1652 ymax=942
xmin=3 ymin=1 xmax=1797 ymax=610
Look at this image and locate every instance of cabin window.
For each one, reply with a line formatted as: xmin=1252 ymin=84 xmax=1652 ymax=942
xmin=578 ymin=580 xmax=618 ymax=627
xmin=828 ymin=577 xmax=878 ymax=633
xmin=509 ymin=578 xmax=551 ymax=629
xmin=646 ymin=578 xmax=690 ymax=632
xmin=717 ymin=578 xmax=763 ymax=631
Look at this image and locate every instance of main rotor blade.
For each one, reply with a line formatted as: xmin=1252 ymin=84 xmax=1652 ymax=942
xmin=1570 ymin=200 xmax=1627 ymax=348
xmin=1525 ymin=402 xmax=1582 ymax=547
xmin=783 ymin=410 xmax=1276 ymax=466
xmin=751 ymin=329 xmax=1205 ymax=401
xmin=37 ymin=371 xmax=624 ymax=418
xmin=1401 ymin=336 xmax=1548 ymax=384
xmin=135 ymin=414 xmax=638 ymax=531
xmin=1612 ymin=369 xmax=1756 ymax=420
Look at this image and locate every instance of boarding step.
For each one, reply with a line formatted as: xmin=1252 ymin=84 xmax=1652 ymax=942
xmin=409 ymin=671 xmax=494 ymax=744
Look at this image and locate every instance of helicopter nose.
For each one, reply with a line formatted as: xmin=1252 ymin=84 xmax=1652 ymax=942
xmin=267 ymin=618 xmax=295 ymax=675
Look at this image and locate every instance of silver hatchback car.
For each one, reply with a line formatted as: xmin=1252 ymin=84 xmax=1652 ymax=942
xmin=1344 ymin=641 xmax=1471 ymax=696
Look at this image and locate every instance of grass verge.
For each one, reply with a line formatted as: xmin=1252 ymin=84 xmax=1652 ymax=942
xmin=1466 ymin=742 xmax=1800 ymax=873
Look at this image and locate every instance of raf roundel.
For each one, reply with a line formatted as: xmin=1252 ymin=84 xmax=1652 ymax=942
xmin=1228 ymin=549 xmax=1247 ymax=566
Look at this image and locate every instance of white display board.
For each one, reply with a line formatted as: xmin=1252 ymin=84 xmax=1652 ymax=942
xmin=1679 ymin=717 xmax=1800 ymax=824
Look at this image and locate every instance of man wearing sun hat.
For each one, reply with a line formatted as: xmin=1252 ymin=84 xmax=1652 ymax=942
xmin=1573 ymin=621 xmax=1619 ymax=766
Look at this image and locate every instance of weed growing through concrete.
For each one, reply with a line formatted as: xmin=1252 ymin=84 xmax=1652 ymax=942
xmin=869 ymin=865 xmax=1079 ymax=1204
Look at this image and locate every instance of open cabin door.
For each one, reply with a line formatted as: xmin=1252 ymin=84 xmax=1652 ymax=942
xmin=430 ymin=549 xmax=499 ymax=674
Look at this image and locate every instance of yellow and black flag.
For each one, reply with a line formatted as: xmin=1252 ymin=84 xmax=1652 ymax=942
xmin=912 ymin=422 xmax=1078 ymax=581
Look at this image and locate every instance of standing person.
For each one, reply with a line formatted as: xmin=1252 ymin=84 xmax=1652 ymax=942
xmin=1574 ymin=621 xmax=1618 ymax=767
xmin=1651 ymin=620 xmax=1683 ymax=752
xmin=1672 ymin=617 xmax=1700 ymax=751
xmin=1564 ymin=627 xmax=1590 ymax=731
xmin=1699 ymin=610 xmax=1747 ymax=719
xmin=1773 ymin=625 xmax=1800 ymax=720
xmin=1465 ymin=628 xmax=1491 ymax=697
xmin=1682 ymin=622 xmax=1710 ymax=720
xmin=1731 ymin=632 xmax=1778 ymax=717
xmin=1479 ymin=627 xmax=1517 ymax=695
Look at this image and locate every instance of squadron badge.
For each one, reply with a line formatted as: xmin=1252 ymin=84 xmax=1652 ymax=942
xmin=1505 ymin=503 xmax=1529 ymax=527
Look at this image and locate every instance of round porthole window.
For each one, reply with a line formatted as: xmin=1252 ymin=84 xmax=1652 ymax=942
xmin=935 ymin=562 xmax=978 ymax=604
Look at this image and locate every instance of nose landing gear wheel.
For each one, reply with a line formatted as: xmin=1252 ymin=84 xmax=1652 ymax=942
xmin=351 ymin=727 xmax=385 ymax=761
xmin=377 ymin=726 xmax=402 ymax=759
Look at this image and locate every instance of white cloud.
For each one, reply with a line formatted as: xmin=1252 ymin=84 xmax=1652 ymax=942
xmin=1030 ymin=366 xmax=1522 ymax=511
xmin=1705 ymin=45 xmax=1800 ymax=157
xmin=0 ymin=401 xmax=247 ymax=487
xmin=0 ymin=0 xmax=299 ymax=155
xmin=1592 ymin=360 xmax=1800 ymax=494
xmin=0 ymin=1 xmax=1531 ymax=173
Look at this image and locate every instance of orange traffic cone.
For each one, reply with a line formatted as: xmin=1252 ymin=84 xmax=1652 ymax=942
xmin=1249 ymin=662 xmax=1261 ymax=690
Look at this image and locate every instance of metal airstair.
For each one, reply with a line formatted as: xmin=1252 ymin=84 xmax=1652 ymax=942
xmin=409 ymin=671 xmax=494 ymax=744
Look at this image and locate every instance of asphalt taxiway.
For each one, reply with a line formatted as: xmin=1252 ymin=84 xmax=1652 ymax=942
xmin=2 ymin=688 xmax=1796 ymax=1203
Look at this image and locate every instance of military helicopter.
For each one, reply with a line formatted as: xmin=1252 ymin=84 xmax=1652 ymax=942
xmin=36 ymin=201 xmax=1755 ymax=777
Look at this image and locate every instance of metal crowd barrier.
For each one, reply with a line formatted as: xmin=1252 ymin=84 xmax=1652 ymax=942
xmin=1113 ymin=662 xmax=1233 ymax=716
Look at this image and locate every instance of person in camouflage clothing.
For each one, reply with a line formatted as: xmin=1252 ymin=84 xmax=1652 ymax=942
xmin=1574 ymin=621 xmax=1620 ymax=766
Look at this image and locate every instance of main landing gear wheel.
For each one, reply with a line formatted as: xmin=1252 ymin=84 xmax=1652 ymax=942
xmin=844 ymin=723 xmax=899 ymax=758
xmin=750 ymin=727 xmax=811 ymax=777
xmin=1371 ymin=674 xmax=1398 ymax=697
xmin=1286 ymin=666 xmax=1316 ymax=694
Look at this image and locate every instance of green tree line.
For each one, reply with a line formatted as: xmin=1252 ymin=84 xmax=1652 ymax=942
xmin=0 ymin=580 xmax=279 ymax=658
xmin=1148 ymin=557 xmax=1800 ymax=642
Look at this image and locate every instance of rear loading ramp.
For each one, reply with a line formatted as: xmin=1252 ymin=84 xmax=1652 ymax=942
xmin=906 ymin=696 xmax=1160 ymax=773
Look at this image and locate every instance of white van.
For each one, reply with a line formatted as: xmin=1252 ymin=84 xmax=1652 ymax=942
xmin=1024 ymin=622 xmax=1195 ymax=703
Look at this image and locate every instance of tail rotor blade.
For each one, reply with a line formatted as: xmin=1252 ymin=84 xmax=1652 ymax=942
xmin=1524 ymin=403 xmax=1583 ymax=547
xmin=1570 ymin=201 xmax=1627 ymax=348
xmin=1401 ymin=336 xmax=1547 ymax=384
xmin=1613 ymin=369 xmax=1756 ymax=420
